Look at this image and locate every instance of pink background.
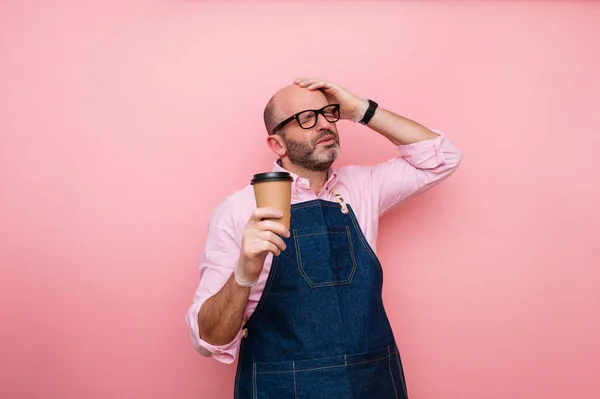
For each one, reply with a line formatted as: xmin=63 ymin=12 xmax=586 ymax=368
xmin=1 ymin=1 xmax=599 ymax=398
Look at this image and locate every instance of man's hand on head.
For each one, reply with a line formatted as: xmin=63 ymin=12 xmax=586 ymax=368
xmin=293 ymin=78 xmax=369 ymax=123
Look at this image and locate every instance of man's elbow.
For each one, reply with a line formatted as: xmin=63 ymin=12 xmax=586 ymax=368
xmin=198 ymin=316 xmax=235 ymax=347
xmin=199 ymin=329 xmax=237 ymax=347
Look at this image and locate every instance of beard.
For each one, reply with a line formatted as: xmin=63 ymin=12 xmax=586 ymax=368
xmin=282 ymin=130 xmax=340 ymax=172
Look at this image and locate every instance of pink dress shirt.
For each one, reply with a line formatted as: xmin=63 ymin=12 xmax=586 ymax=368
xmin=185 ymin=130 xmax=462 ymax=364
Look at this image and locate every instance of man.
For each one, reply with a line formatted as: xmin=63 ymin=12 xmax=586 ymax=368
xmin=186 ymin=78 xmax=462 ymax=398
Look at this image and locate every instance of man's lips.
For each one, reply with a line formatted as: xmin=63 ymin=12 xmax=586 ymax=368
xmin=316 ymin=135 xmax=336 ymax=145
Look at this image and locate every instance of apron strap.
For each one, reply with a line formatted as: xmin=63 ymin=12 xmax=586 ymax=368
xmin=331 ymin=187 xmax=349 ymax=214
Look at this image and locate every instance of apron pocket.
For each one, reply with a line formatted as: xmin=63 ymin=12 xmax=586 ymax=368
xmin=253 ymin=367 xmax=296 ymax=399
xmin=293 ymin=226 xmax=357 ymax=288
xmin=294 ymin=353 xmax=401 ymax=398
xmin=253 ymin=346 xmax=405 ymax=399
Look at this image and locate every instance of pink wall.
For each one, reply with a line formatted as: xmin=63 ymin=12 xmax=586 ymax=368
xmin=1 ymin=1 xmax=599 ymax=398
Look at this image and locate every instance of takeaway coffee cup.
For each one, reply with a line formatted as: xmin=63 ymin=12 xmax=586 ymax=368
xmin=251 ymin=172 xmax=293 ymax=229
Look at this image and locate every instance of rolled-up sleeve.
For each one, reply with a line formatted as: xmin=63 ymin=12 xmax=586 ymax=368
xmin=371 ymin=130 xmax=463 ymax=215
xmin=185 ymin=198 xmax=245 ymax=364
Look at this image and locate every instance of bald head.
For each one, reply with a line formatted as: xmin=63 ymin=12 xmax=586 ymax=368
xmin=263 ymin=94 xmax=281 ymax=135
xmin=263 ymin=84 xmax=330 ymax=134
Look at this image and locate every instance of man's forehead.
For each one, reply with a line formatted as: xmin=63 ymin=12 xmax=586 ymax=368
xmin=274 ymin=85 xmax=329 ymax=115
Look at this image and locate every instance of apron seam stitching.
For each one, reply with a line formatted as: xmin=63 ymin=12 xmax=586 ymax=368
xmin=255 ymin=354 xmax=392 ymax=374
xmin=293 ymin=361 xmax=298 ymax=399
xmin=293 ymin=230 xmax=313 ymax=288
xmin=345 ymin=226 xmax=359 ymax=283
xmin=395 ymin=350 xmax=408 ymax=398
xmin=252 ymin=362 xmax=257 ymax=399
xmin=388 ymin=346 xmax=399 ymax=399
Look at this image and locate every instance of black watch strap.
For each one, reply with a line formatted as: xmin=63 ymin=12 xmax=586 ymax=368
xmin=359 ymin=99 xmax=378 ymax=125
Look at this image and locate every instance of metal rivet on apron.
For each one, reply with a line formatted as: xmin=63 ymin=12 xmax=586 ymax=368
xmin=332 ymin=188 xmax=349 ymax=214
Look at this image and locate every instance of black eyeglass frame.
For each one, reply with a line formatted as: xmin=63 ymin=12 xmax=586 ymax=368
xmin=270 ymin=104 xmax=341 ymax=135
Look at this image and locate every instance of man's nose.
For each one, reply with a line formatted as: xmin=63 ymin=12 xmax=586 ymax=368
xmin=314 ymin=113 xmax=332 ymax=131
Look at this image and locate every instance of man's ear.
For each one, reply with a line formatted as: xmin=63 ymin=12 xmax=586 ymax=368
xmin=266 ymin=134 xmax=287 ymax=158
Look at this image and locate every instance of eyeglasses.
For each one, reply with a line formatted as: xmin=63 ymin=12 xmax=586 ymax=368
xmin=271 ymin=104 xmax=340 ymax=135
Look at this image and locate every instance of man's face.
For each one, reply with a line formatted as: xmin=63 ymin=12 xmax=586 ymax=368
xmin=274 ymin=91 xmax=340 ymax=172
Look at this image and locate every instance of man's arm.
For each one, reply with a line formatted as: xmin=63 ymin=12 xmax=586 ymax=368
xmin=193 ymin=207 xmax=289 ymax=347
xmin=356 ymin=102 xmax=463 ymax=215
xmin=358 ymin=102 xmax=439 ymax=146
xmin=293 ymin=77 xmax=462 ymax=214
xmin=198 ymin=273 xmax=251 ymax=345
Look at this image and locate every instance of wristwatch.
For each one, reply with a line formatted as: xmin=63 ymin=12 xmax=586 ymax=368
xmin=359 ymin=99 xmax=378 ymax=125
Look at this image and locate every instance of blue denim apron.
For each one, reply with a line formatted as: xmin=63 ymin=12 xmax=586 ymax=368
xmin=234 ymin=193 xmax=409 ymax=398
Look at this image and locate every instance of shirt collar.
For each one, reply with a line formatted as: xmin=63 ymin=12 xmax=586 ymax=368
xmin=272 ymin=160 xmax=339 ymax=194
